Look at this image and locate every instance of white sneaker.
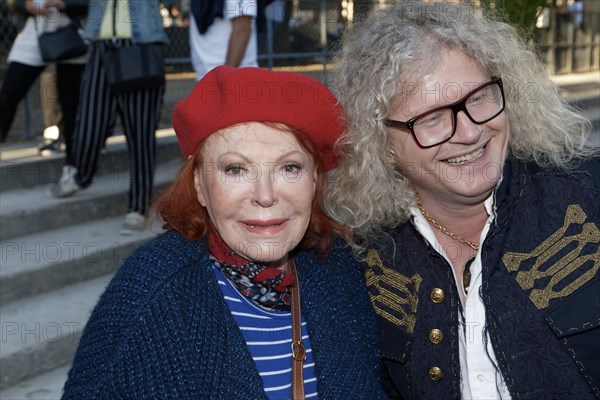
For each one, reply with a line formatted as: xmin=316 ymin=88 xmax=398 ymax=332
xmin=43 ymin=125 xmax=60 ymax=140
xmin=47 ymin=166 xmax=81 ymax=198
xmin=120 ymin=212 xmax=147 ymax=235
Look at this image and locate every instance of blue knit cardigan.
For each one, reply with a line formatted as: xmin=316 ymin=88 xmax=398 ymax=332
xmin=62 ymin=231 xmax=387 ymax=399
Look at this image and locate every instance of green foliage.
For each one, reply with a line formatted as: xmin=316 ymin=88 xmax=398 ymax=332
xmin=479 ymin=0 xmax=550 ymax=35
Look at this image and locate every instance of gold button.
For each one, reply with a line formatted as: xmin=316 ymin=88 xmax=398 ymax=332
xmin=429 ymin=328 xmax=444 ymax=344
xmin=429 ymin=366 xmax=444 ymax=381
xmin=430 ymin=288 xmax=445 ymax=303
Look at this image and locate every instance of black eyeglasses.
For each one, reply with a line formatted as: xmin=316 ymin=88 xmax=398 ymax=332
xmin=384 ymin=77 xmax=505 ymax=148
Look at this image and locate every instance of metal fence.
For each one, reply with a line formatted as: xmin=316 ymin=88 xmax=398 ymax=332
xmin=0 ymin=0 xmax=368 ymax=73
xmin=3 ymin=0 xmax=600 ymax=74
xmin=534 ymin=4 xmax=600 ymax=74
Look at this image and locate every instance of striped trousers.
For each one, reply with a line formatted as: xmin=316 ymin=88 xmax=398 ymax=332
xmin=72 ymin=39 xmax=165 ymax=215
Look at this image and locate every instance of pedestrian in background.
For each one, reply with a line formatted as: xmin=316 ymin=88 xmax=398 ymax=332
xmin=257 ymin=0 xmax=286 ymax=56
xmin=0 ymin=0 xmax=87 ymax=159
xmin=327 ymin=1 xmax=599 ymax=398
xmin=48 ymin=0 xmax=172 ymax=235
xmin=189 ymin=0 xmax=258 ymax=80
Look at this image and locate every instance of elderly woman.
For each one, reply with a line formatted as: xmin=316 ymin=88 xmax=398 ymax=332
xmin=326 ymin=1 xmax=599 ymax=399
xmin=62 ymin=66 xmax=386 ymax=399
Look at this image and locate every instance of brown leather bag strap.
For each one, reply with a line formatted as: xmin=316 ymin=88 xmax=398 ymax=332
xmin=289 ymin=259 xmax=305 ymax=400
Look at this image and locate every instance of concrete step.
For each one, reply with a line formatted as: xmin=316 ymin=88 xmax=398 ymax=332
xmin=0 ymin=216 xmax=164 ymax=394
xmin=1 ymin=214 xmax=164 ymax=307
xmin=565 ymin=91 xmax=600 ymax=131
xmin=0 ymin=275 xmax=113 ymax=391
xmin=0 ymin=215 xmax=163 ymax=390
xmin=0 ymin=130 xmax=179 ymax=395
xmin=0 ymin=129 xmax=181 ymax=193
xmin=566 ymin=91 xmax=600 ymax=112
xmin=555 ymin=72 xmax=599 ymax=138
xmin=0 ymin=364 xmax=69 ymax=400
xmin=0 ymin=158 xmax=180 ymax=241
xmin=559 ymin=81 xmax=599 ymax=103
xmin=563 ymin=89 xmax=599 ymax=141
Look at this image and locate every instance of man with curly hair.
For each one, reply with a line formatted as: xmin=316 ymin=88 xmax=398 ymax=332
xmin=327 ymin=1 xmax=599 ymax=398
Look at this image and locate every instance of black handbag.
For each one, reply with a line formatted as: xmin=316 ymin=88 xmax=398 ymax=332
xmin=102 ymin=0 xmax=165 ymax=93
xmin=103 ymin=43 xmax=165 ymax=93
xmin=38 ymin=22 xmax=88 ymax=62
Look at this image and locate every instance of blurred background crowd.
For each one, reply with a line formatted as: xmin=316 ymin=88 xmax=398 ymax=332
xmin=0 ymin=0 xmax=598 ymax=145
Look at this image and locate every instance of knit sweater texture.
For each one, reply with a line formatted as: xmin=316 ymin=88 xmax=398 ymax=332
xmin=62 ymin=231 xmax=387 ymax=399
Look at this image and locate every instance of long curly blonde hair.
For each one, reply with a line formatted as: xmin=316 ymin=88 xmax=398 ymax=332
xmin=325 ymin=0 xmax=594 ymax=250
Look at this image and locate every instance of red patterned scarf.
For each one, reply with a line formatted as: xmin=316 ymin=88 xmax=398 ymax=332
xmin=208 ymin=224 xmax=295 ymax=309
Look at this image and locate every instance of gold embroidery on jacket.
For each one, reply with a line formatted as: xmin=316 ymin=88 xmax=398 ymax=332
xmin=365 ymin=249 xmax=421 ymax=333
xmin=503 ymin=204 xmax=600 ymax=309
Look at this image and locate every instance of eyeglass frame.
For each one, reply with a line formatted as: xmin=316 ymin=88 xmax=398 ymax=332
xmin=384 ymin=77 xmax=505 ymax=149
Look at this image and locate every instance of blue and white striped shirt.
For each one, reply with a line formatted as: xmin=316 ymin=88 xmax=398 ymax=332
xmin=213 ymin=266 xmax=319 ymax=399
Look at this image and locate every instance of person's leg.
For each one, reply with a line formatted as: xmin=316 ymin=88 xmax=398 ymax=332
xmin=0 ymin=62 xmax=45 ymax=143
xmin=55 ymin=62 xmax=85 ymax=166
xmin=117 ymin=83 xmax=164 ymax=233
xmin=72 ymin=41 xmax=117 ymax=188
xmin=38 ymin=63 xmax=63 ymax=154
xmin=48 ymin=42 xmax=116 ymax=197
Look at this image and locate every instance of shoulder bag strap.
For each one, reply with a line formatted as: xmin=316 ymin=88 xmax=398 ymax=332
xmin=289 ymin=259 xmax=306 ymax=400
xmin=112 ymin=0 xmax=118 ymax=39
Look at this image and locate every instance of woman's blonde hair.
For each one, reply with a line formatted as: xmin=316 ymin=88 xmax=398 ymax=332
xmin=325 ymin=0 xmax=593 ymax=250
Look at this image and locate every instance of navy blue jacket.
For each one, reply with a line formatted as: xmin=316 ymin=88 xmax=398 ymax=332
xmin=190 ymin=0 xmax=224 ymax=34
xmin=63 ymin=231 xmax=387 ymax=399
xmin=367 ymin=155 xmax=600 ymax=399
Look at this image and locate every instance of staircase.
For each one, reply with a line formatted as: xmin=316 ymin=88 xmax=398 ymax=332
xmin=0 ymin=129 xmax=183 ymax=399
xmin=0 ymin=71 xmax=598 ymax=400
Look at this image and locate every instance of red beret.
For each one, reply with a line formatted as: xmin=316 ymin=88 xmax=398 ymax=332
xmin=172 ymin=66 xmax=346 ymax=170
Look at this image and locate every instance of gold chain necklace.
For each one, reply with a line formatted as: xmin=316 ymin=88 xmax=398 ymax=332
xmin=417 ymin=201 xmax=480 ymax=251
xmin=417 ymin=200 xmax=479 ymax=294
